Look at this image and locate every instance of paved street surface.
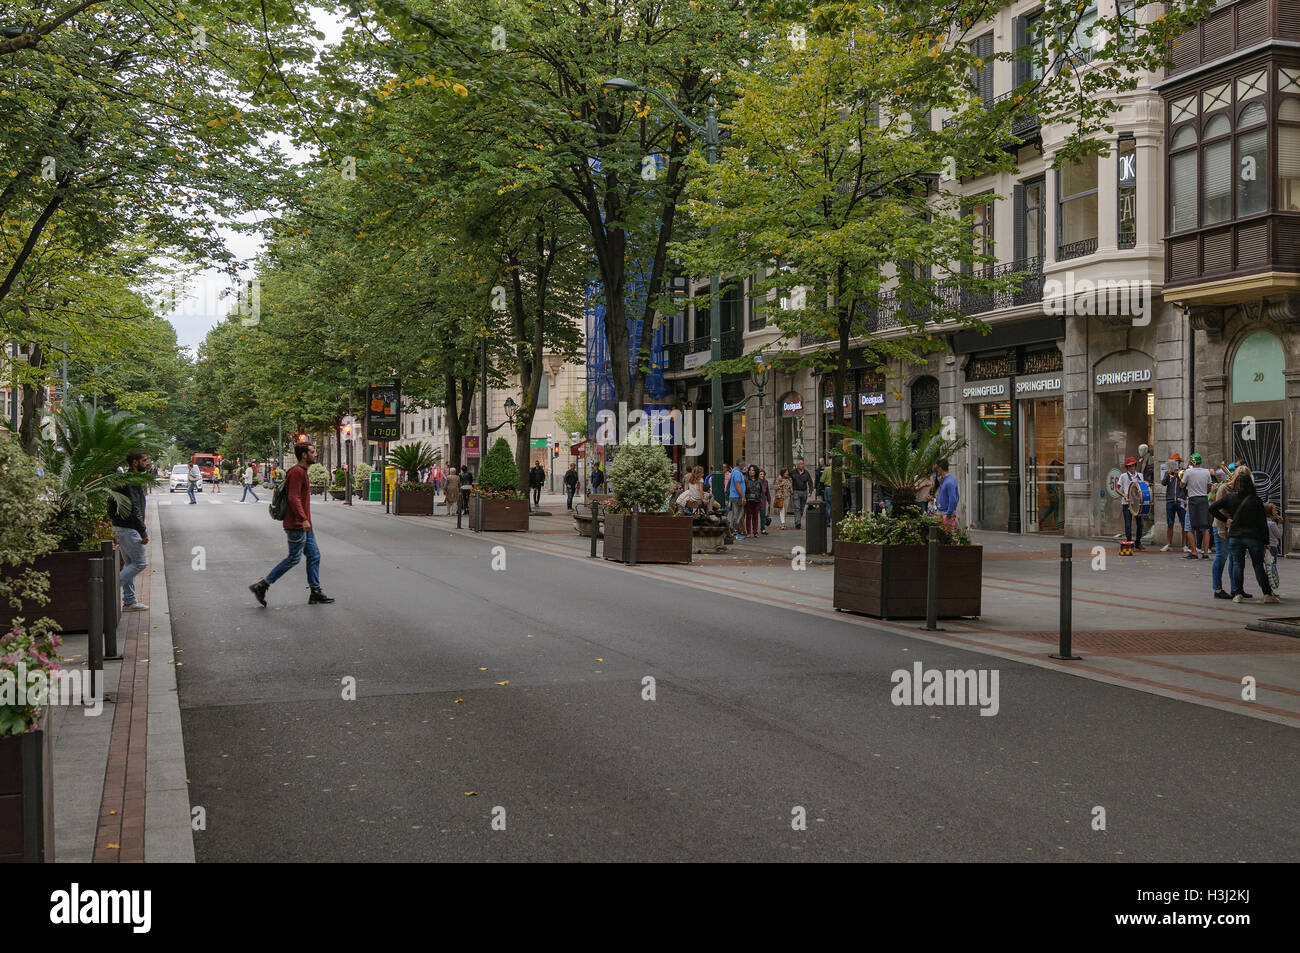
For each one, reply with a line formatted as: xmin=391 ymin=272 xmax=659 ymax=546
xmin=156 ymin=492 xmax=1299 ymax=861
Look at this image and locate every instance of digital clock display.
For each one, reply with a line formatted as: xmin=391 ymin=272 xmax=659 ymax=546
xmin=366 ymin=383 xmax=401 ymax=442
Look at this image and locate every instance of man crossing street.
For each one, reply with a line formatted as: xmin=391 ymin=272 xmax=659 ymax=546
xmin=249 ymin=442 xmax=334 ymax=606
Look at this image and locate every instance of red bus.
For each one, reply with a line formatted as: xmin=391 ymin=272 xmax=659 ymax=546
xmin=191 ymin=453 xmax=222 ymax=483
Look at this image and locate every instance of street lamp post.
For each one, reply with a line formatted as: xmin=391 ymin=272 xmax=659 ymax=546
xmin=602 ymin=78 xmax=724 ymax=505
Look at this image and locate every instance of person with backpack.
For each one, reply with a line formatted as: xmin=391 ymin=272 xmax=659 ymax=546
xmin=459 ymin=464 xmax=473 ymax=516
xmin=239 ymin=463 xmax=260 ymax=503
xmin=249 ymin=442 xmax=334 ymax=606
xmin=1209 ymin=470 xmax=1279 ymax=604
xmin=187 ymin=461 xmax=200 ymax=504
xmin=110 ymin=449 xmax=151 ymax=612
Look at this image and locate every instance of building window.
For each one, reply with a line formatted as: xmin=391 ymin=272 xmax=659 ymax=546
xmin=1117 ymin=136 xmax=1137 ymax=248
xmin=721 ymin=281 xmax=743 ymax=335
xmin=910 ymin=376 xmax=940 ymax=436
xmin=1237 ymin=102 xmax=1268 ymax=216
xmin=1170 ymin=124 xmax=1198 ymax=231
xmin=1201 ymin=113 xmax=1232 ymax=225
xmin=1057 ymin=156 xmax=1099 ymax=259
xmin=1067 ymin=4 xmax=1098 ymax=63
xmin=970 ymin=33 xmax=994 ymax=108
xmin=1116 ymin=0 xmax=1137 ymax=53
xmin=1015 ymin=177 xmax=1045 ymax=262
xmin=1280 ymin=96 xmax=1300 ymax=212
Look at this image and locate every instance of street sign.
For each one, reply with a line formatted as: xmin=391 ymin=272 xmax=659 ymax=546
xmin=530 ymin=437 xmax=548 ymax=449
xmin=366 ymin=383 xmax=400 ymax=442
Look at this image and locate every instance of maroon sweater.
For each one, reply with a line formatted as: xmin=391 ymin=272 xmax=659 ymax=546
xmin=283 ymin=463 xmax=312 ymax=530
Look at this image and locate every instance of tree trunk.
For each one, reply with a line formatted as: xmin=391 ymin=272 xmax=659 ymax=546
xmin=19 ymin=342 xmax=45 ymax=454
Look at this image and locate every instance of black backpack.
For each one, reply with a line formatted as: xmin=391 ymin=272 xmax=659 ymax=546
xmin=269 ymin=479 xmax=290 ymax=521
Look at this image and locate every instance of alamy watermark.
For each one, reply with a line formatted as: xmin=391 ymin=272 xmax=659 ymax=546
xmin=1044 ymin=272 xmax=1153 ymax=327
xmin=593 ymin=401 xmax=706 ymax=457
xmin=0 ymin=663 xmax=103 ymax=716
xmin=890 ymin=661 xmax=999 ymax=716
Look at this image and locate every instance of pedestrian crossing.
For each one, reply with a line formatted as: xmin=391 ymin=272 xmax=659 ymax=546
xmin=154 ymin=496 xmax=262 ymax=505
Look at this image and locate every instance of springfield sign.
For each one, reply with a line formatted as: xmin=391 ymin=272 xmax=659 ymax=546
xmin=1093 ymin=351 xmax=1155 ymax=393
xmin=961 ymin=381 xmax=1006 ymax=400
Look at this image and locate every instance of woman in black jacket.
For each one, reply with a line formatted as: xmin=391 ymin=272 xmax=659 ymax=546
xmin=1208 ymin=472 xmax=1280 ymax=603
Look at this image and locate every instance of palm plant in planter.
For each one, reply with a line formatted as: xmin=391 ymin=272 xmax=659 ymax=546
xmin=389 ymin=442 xmax=436 ymax=514
xmin=828 ymin=417 xmax=979 ymax=619
xmin=470 ymin=438 xmax=528 ymax=531
xmin=2 ymin=405 xmax=154 ymax=635
xmin=604 ymin=431 xmax=691 ymax=564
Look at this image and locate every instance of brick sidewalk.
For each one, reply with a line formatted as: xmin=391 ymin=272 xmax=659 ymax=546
xmin=92 ymin=541 xmax=151 ymax=863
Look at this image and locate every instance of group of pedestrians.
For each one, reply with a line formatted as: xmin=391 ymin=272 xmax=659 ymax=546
xmin=1130 ymin=448 xmax=1283 ymax=604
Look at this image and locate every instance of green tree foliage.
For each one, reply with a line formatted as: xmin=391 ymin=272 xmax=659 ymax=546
xmin=830 ymin=417 xmax=966 ymax=510
xmin=389 ymin=442 xmax=436 ymax=482
xmin=0 ymin=432 xmax=58 ymax=640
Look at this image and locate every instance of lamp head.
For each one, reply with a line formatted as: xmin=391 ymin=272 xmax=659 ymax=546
xmin=602 ymin=77 xmax=639 ymax=91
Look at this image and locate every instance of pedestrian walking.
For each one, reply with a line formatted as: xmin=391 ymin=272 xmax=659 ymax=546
xmin=935 ymin=459 xmax=959 ymax=530
xmin=1209 ymin=470 xmax=1279 ymax=603
xmin=240 ymin=463 xmax=260 ymax=503
xmin=728 ymin=460 xmax=746 ymax=539
xmin=443 ymin=466 xmax=461 ymax=515
xmin=743 ymin=464 xmax=761 ymax=537
xmin=790 ymin=458 xmax=812 ymax=530
xmin=774 ymin=468 xmax=792 ymax=529
xmin=758 ymin=468 xmax=772 ymax=535
xmin=1266 ymin=501 xmax=1283 ymax=594
xmin=109 ymin=449 xmax=151 ymax=612
xmin=564 ymin=463 xmax=579 ymax=509
xmin=590 ymin=462 xmax=605 ymax=494
xmin=213 ymin=463 xmax=221 ymax=494
xmin=186 ymin=461 xmax=200 ymax=503
xmin=431 ymin=463 xmax=444 ymax=496
xmin=249 ymin=442 xmax=334 ymax=606
xmin=530 ymin=461 xmax=546 ymax=507
xmin=459 ymin=464 xmax=472 ymax=515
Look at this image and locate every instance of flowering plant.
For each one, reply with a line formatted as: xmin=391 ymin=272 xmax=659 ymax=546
xmin=0 ymin=622 xmax=62 ymax=736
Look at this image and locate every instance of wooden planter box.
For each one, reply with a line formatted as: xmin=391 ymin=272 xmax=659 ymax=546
xmin=833 ymin=540 xmax=982 ymax=619
xmin=0 ymin=718 xmax=54 ymax=862
xmin=329 ymin=487 xmax=347 ymax=500
xmin=604 ymin=513 xmax=693 ymax=564
xmin=0 ymin=546 xmax=122 ymax=635
xmin=470 ymin=496 xmax=529 ymax=532
xmin=394 ymin=488 xmax=435 ymax=515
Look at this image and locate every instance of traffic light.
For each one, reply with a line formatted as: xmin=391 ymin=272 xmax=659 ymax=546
xmin=343 ymin=424 xmax=352 ymax=437
xmin=553 ymin=445 xmax=559 ymax=459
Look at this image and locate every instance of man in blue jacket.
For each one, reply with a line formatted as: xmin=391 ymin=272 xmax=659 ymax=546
xmin=728 ymin=459 xmax=747 ymax=539
xmin=935 ymin=459 xmax=959 ymax=529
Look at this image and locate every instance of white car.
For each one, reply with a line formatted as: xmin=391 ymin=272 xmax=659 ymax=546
xmin=168 ymin=464 xmax=202 ymax=492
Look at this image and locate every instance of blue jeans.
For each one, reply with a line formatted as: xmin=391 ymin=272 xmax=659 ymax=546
xmin=1211 ymin=526 xmax=1227 ymax=592
xmin=824 ymin=486 xmax=832 ymax=525
xmin=240 ymin=484 xmax=260 ymax=502
xmin=114 ymin=528 xmax=148 ymax=606
xmin=266 ymin=529 xmax=321 ymax=590
xmin=186 ymin=481 xmax=197 ymax=503
xmin=1228 ymin=536 xmax=1271 ymax=596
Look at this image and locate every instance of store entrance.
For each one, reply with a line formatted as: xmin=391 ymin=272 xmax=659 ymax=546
xmin=971 ymin=400 xmax=1012 ymax=530
xmin=1097 ymin=388 xmax=1154 ymax=538
xmin=1023 ymin=398 xmax=1064 ymax=533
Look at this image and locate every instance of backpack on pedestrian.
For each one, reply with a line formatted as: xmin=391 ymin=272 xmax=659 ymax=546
xmin=269 ymin=479 xmax=291 ymax=521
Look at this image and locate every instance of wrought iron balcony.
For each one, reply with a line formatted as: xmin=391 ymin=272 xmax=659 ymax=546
xmin=1057 ymin=237 xmax=1098 ymax=261
xmin=665 ymin=328 xmax=742 ymax=373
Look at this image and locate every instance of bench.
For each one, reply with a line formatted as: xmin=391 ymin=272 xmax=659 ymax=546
xmin=573 ymin=501 xmax=605 ymax=538
xmin=692 ymin=523 xmax=729 ymax=553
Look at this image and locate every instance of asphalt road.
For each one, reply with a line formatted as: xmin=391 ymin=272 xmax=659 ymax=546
xmin=159 ymin=495 xmax=1300 ymax=861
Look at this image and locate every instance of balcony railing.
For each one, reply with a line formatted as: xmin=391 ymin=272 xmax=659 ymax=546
xmin=796 ymin=257 xmax=1046 ymax=348
xmin=665 ymin=328 xmax=743 ymax=373
xmin=1057 ymin=237 xmax=1098 ymax=261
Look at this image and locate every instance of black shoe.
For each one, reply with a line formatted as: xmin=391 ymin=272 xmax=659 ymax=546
xmin=249 ymin=580 xmax=268 ymax=607
xmin=309 ymin=589 xmax=335 ymax=605
xmin=1213 ymin=590 xmax=1232 ymax=600
xmin=1239 ymin=591 xmax=1254 ymax=600
xmin=1185 ymin=553 xmax=1199 ymax=559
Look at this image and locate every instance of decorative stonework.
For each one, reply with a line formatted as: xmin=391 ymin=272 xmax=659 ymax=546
xmin=1263 ymin=294 xmax=1300 ymax=324
xmin=1188 ymin=306 xmax=1226 ymax=339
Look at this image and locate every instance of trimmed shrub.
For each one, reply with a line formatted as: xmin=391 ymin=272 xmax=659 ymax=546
xmin=607 ymin=430 xmax=673 ymax=513
xmin=476 ymin=437 xmax=521 ymax=495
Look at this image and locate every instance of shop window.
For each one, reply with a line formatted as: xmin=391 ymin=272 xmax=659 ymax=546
xmin=1231 ymin=330 xmax=1285 ymax=403
xmin=1057 ymin=156 xmax=1099 ymax=259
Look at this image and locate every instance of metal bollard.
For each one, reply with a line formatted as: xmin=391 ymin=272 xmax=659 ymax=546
xmin=590 ymin=501 xmax=600 ymax=558
xmin=101 ymin=540 xmax=122 ymax=660
xmin=88 ymin=557 xmax=104 ymax=701
xmin=924 ymin=525 xmax=940 ymax=631
xmin=628 ymin=511 xmax=638 ymax=567
xmin=456 ymin=493 xmax=463 ymax=529
xmin=1051 ymin=542 xmax=1081 ymax=660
